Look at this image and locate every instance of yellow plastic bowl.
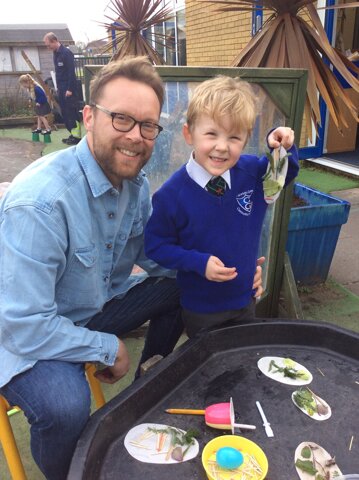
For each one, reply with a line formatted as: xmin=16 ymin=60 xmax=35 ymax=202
xmin=202 ymin=435 xmax=268 ymax=480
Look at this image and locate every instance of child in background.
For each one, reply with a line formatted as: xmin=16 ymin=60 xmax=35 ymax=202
xmin=19 ymin=74 xmax=52 ymax=135
xmin=145 ymin=76 xmax=299 ymax=338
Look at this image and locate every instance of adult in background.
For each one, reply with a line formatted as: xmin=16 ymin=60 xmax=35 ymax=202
xmin=43 ymin=32 xmax=82 ymax=145
xmin=0 ymin=57 xmax=263 ymax=479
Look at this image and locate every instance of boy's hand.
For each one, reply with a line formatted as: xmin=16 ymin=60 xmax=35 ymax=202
xmin=205 ymin=255 xmax=237 ymax=282
xmin=94 ymin=339 xmax=130 ymax=384
xmin=268 ymin=127 xmax=294 ymax=150
xmin=253 ymin=256 xmax=265 ymax=298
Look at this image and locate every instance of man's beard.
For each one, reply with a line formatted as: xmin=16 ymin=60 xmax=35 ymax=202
xmin=93 ymin=140 xmax=149 ymax=186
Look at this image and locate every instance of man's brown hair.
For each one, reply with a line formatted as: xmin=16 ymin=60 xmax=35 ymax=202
xmin=89 ymin=56 xmax=164 ymax=108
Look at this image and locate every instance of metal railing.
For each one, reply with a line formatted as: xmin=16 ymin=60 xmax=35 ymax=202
xmin=74 ymin=55 xmax=111 ymax=81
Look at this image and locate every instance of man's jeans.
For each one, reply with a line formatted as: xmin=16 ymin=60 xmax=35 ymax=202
xmin=0 ymin=277 xmax=183 ymax=480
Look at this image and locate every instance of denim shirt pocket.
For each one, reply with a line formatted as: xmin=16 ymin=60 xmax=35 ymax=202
xmin=129 ymin=216 xmax=143 ymax=238
xmin=57 ymin=245 xmax=100 ymax=306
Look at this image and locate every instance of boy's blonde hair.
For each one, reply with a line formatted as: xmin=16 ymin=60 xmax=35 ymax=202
xmin=186 ymin=76 xmax=257 ymax=136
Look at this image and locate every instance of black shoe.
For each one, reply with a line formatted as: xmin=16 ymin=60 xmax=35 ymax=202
xmin=64 ymin=136 xmax=81 ymax=145
xmin=62 ymin=135 xmax=73 ymax=144
xmin=41 ymin=129 xmax=51 ymax=135
xmin=32 ymin=128 xmax=42 ymax=134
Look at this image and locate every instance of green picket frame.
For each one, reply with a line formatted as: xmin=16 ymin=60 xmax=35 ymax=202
xmin=84 ymin=64 xmax=307 ymax=317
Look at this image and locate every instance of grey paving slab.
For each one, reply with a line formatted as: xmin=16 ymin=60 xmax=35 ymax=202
xmin=329 ymin=189 xmax=359 ymax=296
xmin=0 ymin=137 xmax=42 ymax=183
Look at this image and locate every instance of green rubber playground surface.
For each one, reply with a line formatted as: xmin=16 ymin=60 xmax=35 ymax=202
xmin=0 ymin=126 xmax=84 ymax=156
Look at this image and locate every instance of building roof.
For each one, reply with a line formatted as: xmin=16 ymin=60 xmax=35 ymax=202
xmin=0 ymin=24 xmax=74 ymax=45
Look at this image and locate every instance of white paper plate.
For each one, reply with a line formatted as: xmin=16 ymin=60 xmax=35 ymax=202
xmin=257 ymin=356 xmax=312 ymax=386
xmin=292 ymin=389 xmax=331 ymax=421
xmin=124 ymin=423 xmax=199 ymax=464
xmin=294 ymin=442 xmax=342 ymax=480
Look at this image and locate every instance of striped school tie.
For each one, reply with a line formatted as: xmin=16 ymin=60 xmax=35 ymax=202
xmin=206 ymin=176 xmax=227 ymax=196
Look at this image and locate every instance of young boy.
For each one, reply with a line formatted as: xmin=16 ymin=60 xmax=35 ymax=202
xmin=145 ymin=76 xmax=299 ymax=337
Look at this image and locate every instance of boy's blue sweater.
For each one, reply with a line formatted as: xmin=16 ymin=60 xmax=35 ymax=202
xmin=145 ymin=146 xmax=299 ymax=313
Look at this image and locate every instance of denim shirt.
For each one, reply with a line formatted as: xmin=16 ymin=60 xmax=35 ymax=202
xmin=0 ymin=137 xmax=171 ymax=387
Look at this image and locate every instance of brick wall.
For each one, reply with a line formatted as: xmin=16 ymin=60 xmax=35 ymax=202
xmin=185 ymin=0 xmax=252 ymax=66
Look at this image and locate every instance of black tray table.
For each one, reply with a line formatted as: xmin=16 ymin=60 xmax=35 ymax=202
xmin=69 ymin=320 xmax=359 ymax=479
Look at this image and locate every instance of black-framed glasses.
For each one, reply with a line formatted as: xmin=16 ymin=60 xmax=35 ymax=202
xmin=91 ymin=104 xmax=163 ymax=140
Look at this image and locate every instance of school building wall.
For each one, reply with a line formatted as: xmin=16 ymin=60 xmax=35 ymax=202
xmin=185 ymin=2 xmax=309 ymax=147
xmin=185 ymin=0 xmax=252 ymax=66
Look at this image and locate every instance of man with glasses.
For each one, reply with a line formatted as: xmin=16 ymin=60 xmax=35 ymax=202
xmin=0 ymin=56 xmax=263 ymax=480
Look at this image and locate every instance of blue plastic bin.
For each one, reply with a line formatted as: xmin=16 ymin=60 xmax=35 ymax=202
xmin=286 ymin=183 xmax=351 ymax=285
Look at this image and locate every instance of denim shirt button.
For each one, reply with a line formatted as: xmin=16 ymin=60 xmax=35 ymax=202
xmin=106 ymin=243 xmax=113 ymax=249
xmin=108 ymin=212 xmax=115 ymax=219
xmin=104 ymin=354 xmax=109 ymax=362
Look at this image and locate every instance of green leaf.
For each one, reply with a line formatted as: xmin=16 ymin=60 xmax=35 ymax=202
xmin=301 ymin=446 xmax=312 ymax=459
xmin=295 ymin=458 xmax=317 ymax=475
xmin=266 ymin=150 xmax=275 ymax=173
xmin=147 ymin=426 xmax=199 ymax=449
xmin=263 ymin=179 xmax=281 ymax=196
xmin=269 ymin=360 xmax=309 ymax=380
xmin=268 ymin=359 xmax=276 ymax=372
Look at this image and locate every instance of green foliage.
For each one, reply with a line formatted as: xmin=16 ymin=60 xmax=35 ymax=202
xmin=295 ymin=458 xmax=317 ymax=475
xmin=0 ymin=91 xmax=30 ymax=118
xmin=294 ymin=389 xmax=316 ymax=416
xmin=301 ymin=446 xmax=312 ymax=459
xmin=268 ymin=359 xmax=310 ymax=380
xmin=148 ymin=426 xmax=199 ymax=448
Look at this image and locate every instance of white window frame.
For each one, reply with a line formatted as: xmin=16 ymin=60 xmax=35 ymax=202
xmin=0 ymin=47 xmax=12 ymax=72
xmin=149 ymin=1 xmax=185 ymax=66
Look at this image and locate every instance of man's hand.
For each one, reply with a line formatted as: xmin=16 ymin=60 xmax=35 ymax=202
xmin=94 ymin=339 xmax=130 ymax=384
xmin=253 ymin=256 xmax=265 ymax=298
xmin=268 ymin=127 xmax=294 ymax=150
xmin=65 ymin=90 xmax=73 ymax=97
xmin=205 ymin=255 xmax=237 ymax=282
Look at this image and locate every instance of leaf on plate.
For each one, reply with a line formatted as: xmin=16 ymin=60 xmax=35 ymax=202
xmin=301 ymin=446 xmax=312 ymax=459
xmin=295 ymin=458 xmax=317 ymax=475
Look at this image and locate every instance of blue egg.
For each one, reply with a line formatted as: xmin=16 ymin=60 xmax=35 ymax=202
xmin=216 ymin=446 xmax=244 ymax=469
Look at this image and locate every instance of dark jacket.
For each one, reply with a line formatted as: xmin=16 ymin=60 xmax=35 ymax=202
xmin=54 ymin=44 xmax=77 ymax=93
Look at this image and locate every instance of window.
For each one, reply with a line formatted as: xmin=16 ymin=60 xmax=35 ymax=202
xmin=0 ymin=46 xmax=40 ymax=72
xmin=0 ymin=48 xmax=12 ymax=72
xmin=252 ymin=7 xmax=263 ymax=36
xmin=13 ymin=47 xmax=40 ymax=71
xmin=176 ymin=9 xmax=186 ymax=66
xmin=143 ymin=3 xmax=186 ymax=66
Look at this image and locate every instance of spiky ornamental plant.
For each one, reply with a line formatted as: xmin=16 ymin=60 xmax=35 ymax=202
xmin=197 ymin=0 xmax=359 ymax=134
xmin=101 ymin=0 xmax=173 ymax=64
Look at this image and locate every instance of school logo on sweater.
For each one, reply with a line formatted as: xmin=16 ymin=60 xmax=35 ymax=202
xmin=236 ymin=190 xmax=253 ymax=216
